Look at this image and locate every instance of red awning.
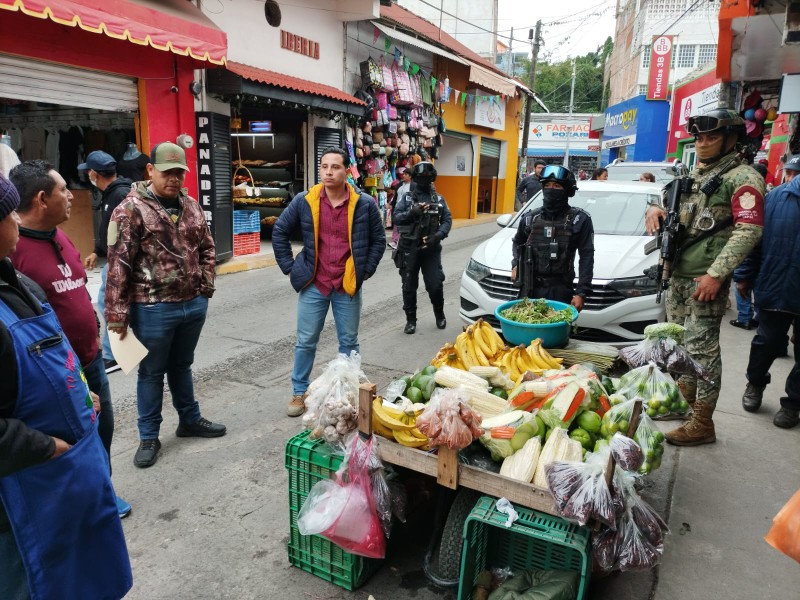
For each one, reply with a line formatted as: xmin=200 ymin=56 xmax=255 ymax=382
xmin=227 ymin=61 xmax=366 ymax=106
xmin=0 ymin=0 xmax=227 ymax=65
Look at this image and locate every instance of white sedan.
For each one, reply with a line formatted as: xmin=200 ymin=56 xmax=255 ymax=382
xmin=459 ymin=181 xmax=666 ymax=345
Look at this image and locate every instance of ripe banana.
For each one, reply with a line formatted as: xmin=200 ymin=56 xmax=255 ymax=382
xmin=472 ymin=320 xmax=494 ymax=359
xmin=372 ymin=419 xmax=396 ymax=438
xmin=526 ymin=342 xmax=552 ymax=370
xmin=372 ymin=398 xmax=415 ymax=431
xmin=393 ymin=428 xmax=428 ymax=447
xmin=480 ymin=320 xmax=503 ymax=355
xmin=455 ymin=332 xmax=471 ymax=368
xmin=534 ymin=340 xmax=563 ymax=369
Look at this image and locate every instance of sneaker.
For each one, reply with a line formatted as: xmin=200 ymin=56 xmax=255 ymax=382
xmin=133 ymin=439 xmax=161 ymax=468
xmin=175 ymin=417 xmax=227 ymax=438
xmin=116 ymin=496 xmax=132 ymax=519
xmin=104 ymin=359 xmax=121 ymax=374
xmin=774 ymin=406 xmax=800 ymax=429
xmin=287 ymin=394 xmax=306 ymax=417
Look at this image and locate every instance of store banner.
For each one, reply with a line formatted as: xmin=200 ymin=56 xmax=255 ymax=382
xmin=646 ymin=35 xmax=673 ymax=101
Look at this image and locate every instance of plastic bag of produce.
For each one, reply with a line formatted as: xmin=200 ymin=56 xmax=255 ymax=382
xmin=478 ymin=410 xmax=540 ymax=461
xmin=615 ymin=362 xmax=689 ymax=419
xmin=764 ymin=489 xmax=800 ymax=564
xmin=416 ymin=387 xmax=483 ymax=449
xmin=619 ymin=334 xmax=712 ymax=382
xmin=297 ymin=479 xmax=349 ymax=536
xmin=591 ymin=526 xmax=618 ymax=572
xmin=545 ymin=450 xmax=616 ymax=529
xmin=320 ymin=435 xmax=386 ymax=558
xmin=633 ymin=414 xmax=666 ymax=474
xmin=608 ymin=432 xmax=644 ymax=472
xmin=613 ymin=510 xmax=662 ymax=571
xmin=384 ymin=378 xmax=407 ymax=403
xmin=599 ymin=398 xmax=636 ymax=439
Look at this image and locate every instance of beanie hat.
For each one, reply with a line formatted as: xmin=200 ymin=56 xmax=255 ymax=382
xmin=0 ymin=172 xmax=20 ymax=221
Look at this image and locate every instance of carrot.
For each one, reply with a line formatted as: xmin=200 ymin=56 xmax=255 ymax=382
xmin=510 ymin=391 xmax=535 ymax=408
xmin=490 ymin=427 xmax=516 ymax=439
xmin=597 ymin=394 xmax=611 ymax=417
xmin=563 ymin=388 xmax=587 ymax=422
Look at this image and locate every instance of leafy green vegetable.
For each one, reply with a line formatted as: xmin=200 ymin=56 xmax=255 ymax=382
xmin=500 ymin=298 xmax=574 ymax=325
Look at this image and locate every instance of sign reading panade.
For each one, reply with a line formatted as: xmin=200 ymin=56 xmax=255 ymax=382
xmin=647 ymin=35 xmax=673 ymax=101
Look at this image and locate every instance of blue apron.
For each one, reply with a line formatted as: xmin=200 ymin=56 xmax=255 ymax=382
xmin=0 ymin=299 xmax=132 ymax=600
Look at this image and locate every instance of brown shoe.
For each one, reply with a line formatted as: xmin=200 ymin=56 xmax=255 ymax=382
xmin=287 ymin=394 xmax=306 ymax=417
xmin=666 ymin=402 xmax=716 ymax=446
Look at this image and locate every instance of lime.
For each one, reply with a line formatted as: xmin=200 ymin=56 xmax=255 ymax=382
xmin=491 ymin=387 xmax=508 ymax=400
xmin=654 ymin=431 xmax=665 ymax=444
xmin=646 ymin=407 xmax=657 ymax=418
xmin=617 ymin=419 xmax=629 ymax=433
xmin=658 ymin=405 xmax=669 ymax=415
xmin=406 ymin=386 xmax=423 ymax=403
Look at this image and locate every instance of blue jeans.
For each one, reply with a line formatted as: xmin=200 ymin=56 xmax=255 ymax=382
xmin=82 ymin=352 xmax=114 ymax=467
xmin=98 ymin=263 xmax=115 ymax=362
xmin=735 ymin=286 xmax=755 ymax=324
xmin=0 ymin=530 xmax=29 ymax=599
xmin=130 ymin=295 xmax=208 ymax=439
xmin=292 ymin=286 xmax=362 ymax=395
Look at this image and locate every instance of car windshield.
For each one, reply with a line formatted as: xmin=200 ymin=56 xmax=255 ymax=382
xmin=512 ymin=189 xmax=658 ymax=236
xmin=606 ymin=165 xmax=675 ymax=183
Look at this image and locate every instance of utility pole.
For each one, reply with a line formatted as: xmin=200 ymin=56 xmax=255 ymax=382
xmin=507 ymin=27 xmax=514 ymax=76
xmin=563 ymin=58 xmax=577 ymax=169
xmin=519 ymin=20 xmax=541 ymax=178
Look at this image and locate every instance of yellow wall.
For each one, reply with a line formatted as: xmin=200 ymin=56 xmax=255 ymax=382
xmin=431 ymin=60 xmax=522 ymax=218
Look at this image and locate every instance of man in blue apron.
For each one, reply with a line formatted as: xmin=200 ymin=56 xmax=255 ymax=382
xmin=0 ymin=173 xmax=132 ymax=599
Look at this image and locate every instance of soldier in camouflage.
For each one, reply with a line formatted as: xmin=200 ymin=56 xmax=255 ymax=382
xmin=645 ymin=109 xmax=765 ymax=446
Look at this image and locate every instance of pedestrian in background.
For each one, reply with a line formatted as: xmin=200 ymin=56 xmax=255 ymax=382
xmin=738 ymin=154 xmax=800 ymax=429
xmin=639 ymin=172 xmax=656 ymax=182
xmin=591 ymin=167 xmax=609 ymax=181
xmin=105 ymin=142 xmax=224 ymax=469
xmin=515 ymin=159 xmax=546 ymax=211
xmin=273 ymin=147 xmax=385 ymax=417
xmin=645 ymin=109 xmax=765 ymax=446
xmin=0 ymin=173 xmax=132 ymax=600
xmin=8 ymin=160 xmax=130 ymax=517
xmin=78 ymin=151 xmax=133 ymax=374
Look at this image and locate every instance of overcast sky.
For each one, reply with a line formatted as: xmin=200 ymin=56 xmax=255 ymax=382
xmin=497 ymin=0 xmax=617 ymax=63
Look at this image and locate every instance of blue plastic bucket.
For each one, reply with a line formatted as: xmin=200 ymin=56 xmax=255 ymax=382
xmin=494 ymin=299 xmax=579 ymax=348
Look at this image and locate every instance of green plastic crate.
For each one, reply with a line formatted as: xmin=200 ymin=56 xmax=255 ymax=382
xmin=458 ymin=496 xmax=591 ymax=600
xmin=285 ymin=430 xmax=382 ymax=590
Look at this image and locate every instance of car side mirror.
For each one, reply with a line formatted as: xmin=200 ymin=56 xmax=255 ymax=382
xmin=496 ymin=214 xmax=513 ymax=227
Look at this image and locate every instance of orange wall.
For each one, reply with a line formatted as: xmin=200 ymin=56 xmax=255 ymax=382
xmin=431 ymin=59 xmax=522 ymax=218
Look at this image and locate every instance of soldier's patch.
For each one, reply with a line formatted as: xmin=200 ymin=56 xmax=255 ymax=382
xmin=731 ymin=185 xmax=764 ymax=225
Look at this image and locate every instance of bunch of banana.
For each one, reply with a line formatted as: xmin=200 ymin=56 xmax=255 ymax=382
xmin=495 ymin=344 xmax=543 ymax=381
xmin=372 ymin=398 xmax=428 ymax=448
xmin=431 ymin=343 xmax=465 ymax=369
xmin=527 ymin=338 xmax=563 ymax=370
xmin=453 ymin=319 xmax=507 ymax=370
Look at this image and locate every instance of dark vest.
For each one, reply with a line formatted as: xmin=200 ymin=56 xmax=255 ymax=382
xmin=525 ymin=208 xmax=579 ymax=277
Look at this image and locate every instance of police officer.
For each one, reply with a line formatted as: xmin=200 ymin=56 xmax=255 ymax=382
xmin=511 ymin=165 xmax=594 ymax=311
xmin=645 ymin=108 xmax=765 ymax=446
xmin=393 ymin=161 xmax=453 ymax=334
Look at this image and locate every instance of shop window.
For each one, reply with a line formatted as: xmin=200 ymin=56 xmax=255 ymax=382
xmin=641 ymin=46 xmax=651 ymax=69
xmin=677 ymin=45 xmax=696 ymax=69
xmin=314 ymin=127 xmax=342 ymax=184
xmin=638 ymin=84 xmax=648 ymax=96
xmin=697 ymin=44 xmax=717 ymax=66
xmin=264 ymin=1 xmax=282 ymax=27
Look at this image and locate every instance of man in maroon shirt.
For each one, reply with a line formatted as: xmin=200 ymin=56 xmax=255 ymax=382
xmin=8 ymin=160 xmax=130 ymax=518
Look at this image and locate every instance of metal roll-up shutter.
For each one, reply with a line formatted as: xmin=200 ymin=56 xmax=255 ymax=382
xmin=314 ymin=126 xmax=343 ymax=183
xmin=444 ymin=131 xmax=471 ymax=142
xmin=0 ymin=54 xmax=138 ymax=112
xmin=480 ymin=138 xmax=501 ymax=159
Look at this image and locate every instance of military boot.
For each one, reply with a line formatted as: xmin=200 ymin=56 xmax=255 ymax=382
xmin=742 ymin=382 xmax=765 ymax=413
xmin=433 ymin=305 xmax=447 ymax=329
xmin=665 ymin=401 xmax=716 ymax=446
xmin=404 ymin=311 xmax=417 ymax=335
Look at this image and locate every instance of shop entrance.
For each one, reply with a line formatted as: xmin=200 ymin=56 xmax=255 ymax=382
xmin=478 ymin=138 xmax=501 ymax=214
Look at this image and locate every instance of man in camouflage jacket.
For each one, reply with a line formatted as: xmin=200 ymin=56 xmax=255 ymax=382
xmin=105 ymin=142 xmax=226 ymax=469
xmin=645 ymin=109 xmax=765 ymax=446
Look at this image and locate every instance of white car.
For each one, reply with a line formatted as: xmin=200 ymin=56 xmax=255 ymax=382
xmin=459 ymin=181 xmax=666 ymax=345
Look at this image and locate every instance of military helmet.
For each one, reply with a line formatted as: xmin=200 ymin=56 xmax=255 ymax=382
xmin=539 ymin=165 xmax=578 ymax=197
xmin=686 ymin=108 xmax=746 ymax=141
xmin=411 ymin=161 xmax=437 ymax=184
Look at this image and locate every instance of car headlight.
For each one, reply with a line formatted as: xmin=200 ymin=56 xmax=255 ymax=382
xmin=465 ymin=258 xmax=491 ymax=282
xmin=609 ymin=276 xmax=658 ymax=298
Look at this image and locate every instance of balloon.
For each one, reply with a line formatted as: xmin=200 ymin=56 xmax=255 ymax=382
xmin=754 ymin=108 xmax=767 ymax=122
xmin=744 ymin=108 xmax=756 ymax=121
xmin=766 ymin=107 xmax=779 ymax=121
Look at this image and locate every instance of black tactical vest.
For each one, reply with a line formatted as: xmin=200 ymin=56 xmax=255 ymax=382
xmin=525 ymin=208 xmax=579 ymax=276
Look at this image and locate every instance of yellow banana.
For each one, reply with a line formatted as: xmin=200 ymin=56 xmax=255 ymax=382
xmin=536 ymin=343 xmax=563 ymax=369
xmin=480 ymin=320 xmax=501 ymax=355
xmin=455 ymin=332 xmax=471 ymax=368
xmin=372 ymin=419 xmax=396 ymax=438
xmin=462 ymin=332 xmax=481 ymax=369
xmin=526 ymin=342 xmax=552 ymax=371
xmin=472 ymin=320 xmax=494 ymax=359
xmin=393 ymin=429 xmax=429 ymax=447
xmin=372 ymin=398 xmax=415 ymax=431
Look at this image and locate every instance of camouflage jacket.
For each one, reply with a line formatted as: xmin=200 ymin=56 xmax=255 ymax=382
xmin=104 ymin=182 xmax=216 ymax=326
xmin=673 ymin=151 xmax=765 ymax=279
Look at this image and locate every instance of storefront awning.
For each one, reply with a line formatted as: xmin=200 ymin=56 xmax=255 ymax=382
xmin=226 ymin=61 xmax=366 ymax=108
xmin=467 ymin=62 xmax=517 ymax=97
xmin=0 ymin=0 xmax=227 ymax=65
xmin=372 ymin=21 xmax=468 ymax=66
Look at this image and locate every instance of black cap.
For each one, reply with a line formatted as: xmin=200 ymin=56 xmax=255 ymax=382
xmin=78 ymin=150 xmax=117 ymax=171
xmin=784 ymin=154 xmax=800 ymax=172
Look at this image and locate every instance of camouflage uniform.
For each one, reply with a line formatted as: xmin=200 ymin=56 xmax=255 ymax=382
xmin=665 ymin=150 xmax=765 ymax=409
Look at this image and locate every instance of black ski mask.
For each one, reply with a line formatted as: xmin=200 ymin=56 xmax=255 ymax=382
xmin=542 ymin=187 xmax=569 ymax=215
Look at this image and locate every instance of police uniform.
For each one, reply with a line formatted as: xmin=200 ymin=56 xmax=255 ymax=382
xmin=393 ymin=174 xmax=453 ymax=333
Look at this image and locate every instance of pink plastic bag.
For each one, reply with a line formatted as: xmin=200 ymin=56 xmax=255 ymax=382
xmin=321 ymin=435 xmax=386 ymax=559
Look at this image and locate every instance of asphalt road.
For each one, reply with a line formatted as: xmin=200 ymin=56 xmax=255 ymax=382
xmin=103 ymin=220 xmax=800 ymax=599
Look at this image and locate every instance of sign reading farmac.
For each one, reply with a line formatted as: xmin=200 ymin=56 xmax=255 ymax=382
xmin=530 ymin=121 xmax=591 ymax=141
xmin=465 ymin=91 xmax=506 ymax=131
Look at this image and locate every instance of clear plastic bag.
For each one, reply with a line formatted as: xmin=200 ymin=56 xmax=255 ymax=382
xmin=616 ymin=362 xmax=689 ymax=419
xmin=303 ymin=352 xmax=369 ymax=449
xmin=619 ymin=336 xmax=712 ymax=382
xmin=764 ymin=489 xmax=800 ymax=564
xmin=296 ymin=479 xmax=349 ymax=536
xmin=545 ymin=452 xmax=615 ymax=529
xmin=609 ymin=432 xmax=644 ymax=472
xmin=384 ymin=378 xmax=407 ymax=403
xmin=633 ymin=414 xmax=666 ymax=474
xmin=601 ymin=398 xmax=637 ymax=438
xmin=614 ymin=510 xmax=662 ymax=572
xmin=592 ymin=526 xmax=618 ymax=572
xmin=416 ymin=387 xmax=483 ymax=449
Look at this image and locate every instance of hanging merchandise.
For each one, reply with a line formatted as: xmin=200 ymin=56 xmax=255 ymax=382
xmin=360 ymin=57 xmax=384 ymax=89
xmin=378 ymin=57 xmax=395 ymax=93
xmin=391 ymin=60 xmax=414 ymax=106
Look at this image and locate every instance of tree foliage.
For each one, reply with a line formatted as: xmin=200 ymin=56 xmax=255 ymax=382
xmin=518 ymin=37 xmax=613 ymax=114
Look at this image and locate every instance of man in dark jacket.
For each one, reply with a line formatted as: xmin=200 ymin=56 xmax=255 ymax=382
xmin=514 ymin=160 xmax=546 ymax=211
xmin=738 ymin=154 xmax=800 ymax=428
xmin=272 ymin=147 xmax=385 ymax=417
xmin=79 ymin=151 xmax=132 ymax=374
